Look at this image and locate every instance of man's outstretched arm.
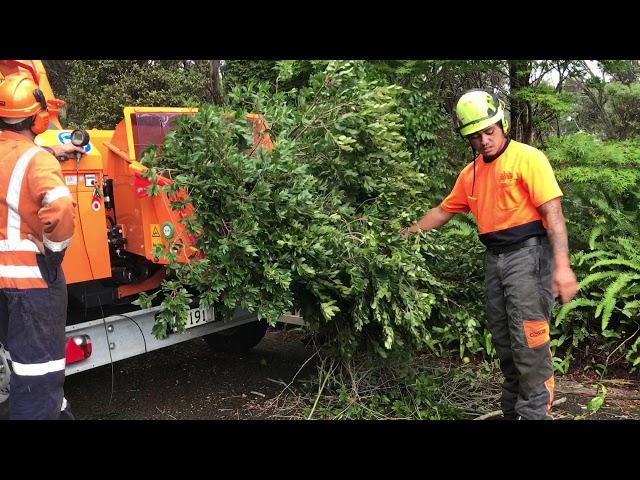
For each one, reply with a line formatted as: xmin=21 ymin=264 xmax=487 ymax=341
xmin=402 ymin=206 xmax=454 ymax=236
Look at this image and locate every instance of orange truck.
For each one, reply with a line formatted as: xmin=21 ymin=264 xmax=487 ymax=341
xmin=0 ymin=61 xmax=297 ymax=404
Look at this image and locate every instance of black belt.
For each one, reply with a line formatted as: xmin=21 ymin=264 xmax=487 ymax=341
xmin=486 ymin=236 xmax=547 ymax=255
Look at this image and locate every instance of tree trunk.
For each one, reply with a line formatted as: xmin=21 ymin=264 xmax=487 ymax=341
xmin=508 ymin=61 xmax=532 ymax=144
xmin=210 ymin=60 xmax=224 ymax=106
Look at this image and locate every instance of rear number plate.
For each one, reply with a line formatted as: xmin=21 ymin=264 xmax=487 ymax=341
xmin=186 ymin=306 xmax=216 ymax=329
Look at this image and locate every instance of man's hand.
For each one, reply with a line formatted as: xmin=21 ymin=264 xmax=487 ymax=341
xmin=552 ymin=265 xmax=578 ymax=304
xmin=49 ymin=144 xmax=85 ymax=159
xmin=27 ymin=234 xmax=45 ymax=255
xmin=401 ymin=207 xmax=454 ymax=239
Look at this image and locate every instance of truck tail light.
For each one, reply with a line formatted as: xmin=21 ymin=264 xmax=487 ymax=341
xmin=65 ymin=335 xmax=92 ymax=365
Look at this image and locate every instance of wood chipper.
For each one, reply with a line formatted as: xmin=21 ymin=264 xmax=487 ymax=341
xmin=0 ymin=60 xmax=292 ymax=405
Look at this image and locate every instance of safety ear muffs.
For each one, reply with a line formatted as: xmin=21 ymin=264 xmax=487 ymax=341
xmin=487 ymin=91 xmax=510 ymax=134
xmin=30 ymin=88 xmax=49 ymax=135
xmin=497 ymin=97 xmax=509 ymax=134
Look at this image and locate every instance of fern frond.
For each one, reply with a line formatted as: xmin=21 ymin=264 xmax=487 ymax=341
xmin=577 ymin=250 xmax=614 ymax=266
xmin=590 ymin=259 xmax=640 ymax=272
xmin=555 ymin=298 xmax=599 ymax=326
xmin=623 ymin=300 xmax=640 ymax=311
xmin=579 ymin=271 xmax=622 ymax=290
xmin=589 ymin=195 xmax=614 ymax=213
xmin=444 ymin=218 xmax=475 ymax=237
xmin=614 ymin=237 xmax=640 ymax=258
xmin=621 ymin=300 xmax=640 ymax=317
xmin=589 ymin=225 xmax=605 ymax=250
xmin=597 ymin=273 xmax=640 ymax=331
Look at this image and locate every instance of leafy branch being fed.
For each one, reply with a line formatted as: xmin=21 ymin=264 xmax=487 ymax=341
xmin=141 ymin=61 xmax=444 ymax=358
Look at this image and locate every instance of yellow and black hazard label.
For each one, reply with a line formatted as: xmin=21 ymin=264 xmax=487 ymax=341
xmin=150 ymin=224 xmax=163 ymax=246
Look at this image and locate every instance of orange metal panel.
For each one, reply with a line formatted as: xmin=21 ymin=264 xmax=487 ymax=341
xmin=61 ymin=188 xmax=111 ymax=284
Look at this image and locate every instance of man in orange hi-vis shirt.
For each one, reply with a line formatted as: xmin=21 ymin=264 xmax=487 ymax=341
xmin=0 ymin=73 xmax=83 ymax=419
xmin=402 ymin=89 xmax=578 ymax=420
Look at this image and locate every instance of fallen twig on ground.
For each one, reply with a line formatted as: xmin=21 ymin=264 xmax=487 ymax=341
xmin=473 ymin=397 xmax=567 ymax=420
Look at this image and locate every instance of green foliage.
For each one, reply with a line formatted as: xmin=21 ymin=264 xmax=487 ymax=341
xmin=145 ymin=61 xmax=449 ymax=359
xmin=417 ymin=220 xmax=490 ymax=359
xmin=538 ymin=132 xmax=640 ymax=372
xmin=64 ymin=60 xmax=211 ymax=129
xmin=132 ymin=278 xmax=193 ymax=338
xmin=599 ymin=60 xmax=640 ymax=84
xmin=513 ymin=84 xmax=573 ymax=115
xmin=573 ymin=64 xmax=640 ymax=140
xmin=545 ymin=133 xmax=640 ymax=251
xmin=512 ymin=84 xmax=574 ymax=140
xmin=42 ymin=60 xmax=73 ymax=99
xmin=554 ymin=234 xmax=640 ymax=370
xmin=398 ymin=85 xmax=462 ymax=202
xmin=600 ymin=82 xmax=640 ymax=139
xmin=222 ymin=60 xmax=278 ymax=93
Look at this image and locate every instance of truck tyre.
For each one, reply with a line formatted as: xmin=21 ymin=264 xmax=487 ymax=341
xmin=204 ymin=321 xmax=268 ymax=353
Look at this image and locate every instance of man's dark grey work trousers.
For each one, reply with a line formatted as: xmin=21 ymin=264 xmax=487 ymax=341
xmin=484 ymin=237 xmax=555 ymax=420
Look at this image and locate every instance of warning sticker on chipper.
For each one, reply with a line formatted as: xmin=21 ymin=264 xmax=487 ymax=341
xmin=150 ymin=224 xmax=163 ymax=246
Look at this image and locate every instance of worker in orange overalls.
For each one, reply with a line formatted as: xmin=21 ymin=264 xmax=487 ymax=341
xmin=0 ymin=73 xmax=82 ymax=419
xmin=402 ymin=89 xmax=578 ymax=420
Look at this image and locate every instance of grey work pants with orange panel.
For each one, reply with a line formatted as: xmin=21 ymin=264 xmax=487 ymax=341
xmin=484 ymin=240 xmax=555 ymax=420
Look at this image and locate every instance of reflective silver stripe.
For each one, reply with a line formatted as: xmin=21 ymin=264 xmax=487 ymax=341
xmin=0 ymin=239 xmax=40 ymax=252
xmin=43 ymin=235 xmax=72 ymax=252
xmin=6 ymin=147 xmax=40 ymax=245
xmin=61 ymin=397 xmax=68 ymax=411
xmin=43 ymin=185 xmax=72 ymax=207
xmin=0 ymin=265 xmax=43 ymax=279
xmin=11 ymin=358 xmax=65 ymax=376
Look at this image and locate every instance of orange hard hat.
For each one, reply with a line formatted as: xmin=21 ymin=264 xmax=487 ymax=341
xmin=0 ymin=73 xmax=45 ymax=119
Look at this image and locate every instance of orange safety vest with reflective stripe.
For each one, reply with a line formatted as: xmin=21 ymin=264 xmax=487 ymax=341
xmin=0 ymin=130 xmax=76 ymax=289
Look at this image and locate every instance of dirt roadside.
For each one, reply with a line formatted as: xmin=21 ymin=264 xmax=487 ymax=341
xmin=3 ymin=328 xmax=638 ymax=420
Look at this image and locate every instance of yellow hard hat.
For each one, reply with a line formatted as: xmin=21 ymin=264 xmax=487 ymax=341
xmin=455 ymin=89 xmax=508 ymax=137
